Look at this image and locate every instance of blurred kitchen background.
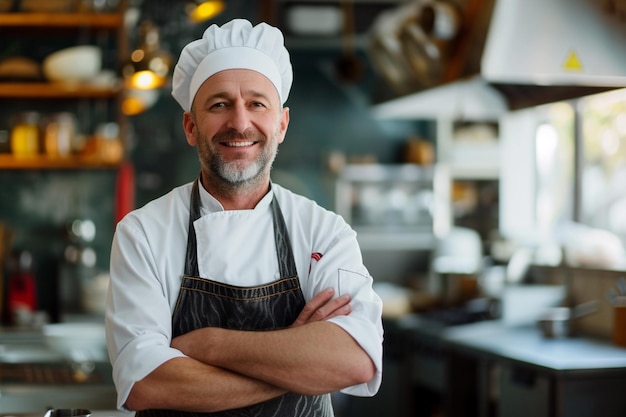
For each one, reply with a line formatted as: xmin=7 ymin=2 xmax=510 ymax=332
xmin=1 ymin=0 xmax=626 ymax=416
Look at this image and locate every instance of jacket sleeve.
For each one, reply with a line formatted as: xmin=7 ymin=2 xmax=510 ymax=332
xmin=305 ymin=226 xmax=384 ymax=397
xmin=106 ymin=218 xmax=186 ymax=410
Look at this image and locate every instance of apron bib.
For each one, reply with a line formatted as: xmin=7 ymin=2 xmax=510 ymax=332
xmin=137 ymin=177 xmax=333 ymax=417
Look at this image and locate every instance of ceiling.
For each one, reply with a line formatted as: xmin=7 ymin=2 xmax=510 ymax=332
xmin=138 ymin=0 xmax=626 ymax=115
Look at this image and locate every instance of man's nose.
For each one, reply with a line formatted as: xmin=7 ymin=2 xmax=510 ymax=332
xmin=226 ymin=103 xmax=251 ymax=132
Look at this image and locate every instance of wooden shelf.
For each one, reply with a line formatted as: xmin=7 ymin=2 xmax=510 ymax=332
xmin=0 ymin=12 xmax=123 ymax=28
xmin=0 ymin=3 xmax=129 ymax=171
xmin=0 ymin=82 xmax=121 ymax=98
xmin=0 ymin=154 xmax=121 ymax=169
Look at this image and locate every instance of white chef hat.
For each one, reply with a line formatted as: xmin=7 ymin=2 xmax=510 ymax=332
xmin=171 ymin=19 xmax=293 ymax=112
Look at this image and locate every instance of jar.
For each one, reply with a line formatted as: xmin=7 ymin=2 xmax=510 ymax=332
xmin=43 ymin=112 xmax=76 ymax=157
xmin=10 ymin=112 xmax=40 ymax=157
xmin=94 ymin=122 xmax=123 ymax=163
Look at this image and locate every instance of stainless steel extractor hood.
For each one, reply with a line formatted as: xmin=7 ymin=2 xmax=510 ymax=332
xmin=368 ymin=0 xmax=626 ymax=119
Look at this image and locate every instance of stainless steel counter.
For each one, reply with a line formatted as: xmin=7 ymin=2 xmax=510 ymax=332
xmin=388 ymin=314 xmax=626 ymax=417
xmin=0 ymin=328 xmax=116 ymax=414
xmin=394 ymin=314 xmax=626 ymax=371
xmin=0 ymin=383 xmax=118 ymax=414
xmin=442 ymin=320 xmax=626 ymax=371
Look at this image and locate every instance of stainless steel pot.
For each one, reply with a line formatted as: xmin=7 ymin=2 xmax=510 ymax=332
xmin=537 ymin=300 xmax=599 ymax=338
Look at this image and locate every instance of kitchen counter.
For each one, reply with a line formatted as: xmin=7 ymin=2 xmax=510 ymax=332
xmin=443 ymin=320 xmax=626 ymax=371
xmin=393 ymin=314 xmax=626 ymax=371
xmin=386 ymin=314 xmax=626 ymax=417
xmin=0 ymin=360 xmax=117 ymax=413
xmin=0 ymin=327 xmax=117 ymax=414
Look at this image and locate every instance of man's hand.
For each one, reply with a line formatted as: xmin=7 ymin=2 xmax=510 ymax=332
xmin=291 ymin=287 xmax=351 ymax=327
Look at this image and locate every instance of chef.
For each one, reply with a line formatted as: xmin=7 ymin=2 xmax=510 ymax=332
xmin=105 ymin=18 xmax=383 ymax=416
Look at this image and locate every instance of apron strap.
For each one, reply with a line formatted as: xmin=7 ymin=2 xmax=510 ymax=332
xmin=271 ymin=197 xmax=298 ymax=278
xmin=184 ymin=177 xmax=201 ymax=277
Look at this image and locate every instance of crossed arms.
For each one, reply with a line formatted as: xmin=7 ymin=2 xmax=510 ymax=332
xmin=125 ymin=287 xmax=376 ymax=412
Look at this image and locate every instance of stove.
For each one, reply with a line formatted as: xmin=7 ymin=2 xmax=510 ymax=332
xmin=420 ymin=297 xmax=501 ymax=326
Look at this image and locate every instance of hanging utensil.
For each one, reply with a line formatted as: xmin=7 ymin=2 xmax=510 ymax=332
xmin=335 ymin=0 xmax=363 ymax=83
xmin=367 ymin=2 xmax=424 ymax=94
xmin=418 ymin=0 xmax=462 ymax=41
xmin=399 ymin=15 xmax=442 ymax=87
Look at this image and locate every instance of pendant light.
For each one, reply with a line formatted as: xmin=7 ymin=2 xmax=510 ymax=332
xmin=122 ymin=88 xmax=160 ymax=116
xmin=123 ymin=20 xmax=172 ymax=90
xmin=185 ymin=1 xmax=226 ymax=23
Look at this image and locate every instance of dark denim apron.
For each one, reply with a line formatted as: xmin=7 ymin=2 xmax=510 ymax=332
xmin=137 ymin=177 xmax=333 ymax=417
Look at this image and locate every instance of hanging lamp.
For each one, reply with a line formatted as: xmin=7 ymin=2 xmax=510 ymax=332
xmin=123 ymin=20 xmax=172 ymax=90
xmin=185 ymin=1 xmax=226 ymax=23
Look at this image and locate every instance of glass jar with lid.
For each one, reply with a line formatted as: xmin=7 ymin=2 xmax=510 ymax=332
xmin=43 ymin=112 xmax=77 ymax=158
xmin=10 ymin=111 xmax=41 ymax=157
xmin=94 ymin=122 xmax=123 ymax=163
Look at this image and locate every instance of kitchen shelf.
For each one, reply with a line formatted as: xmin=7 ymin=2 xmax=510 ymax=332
xmin=435 ymin=120 xmax=501 ymax=180
xmin=0 ymin=154 xmax=121 ymax=169
xmin=0 ymin=82 xmax=121 ymax=98
xmin=0 ymin=2 xmax=128 ymax=171
xmin=0 ymin=12 xmax=123 ymax=28
xmin=355 ymin=229 xmax=436 ymax=251
xmin=335 ymin=164 xmax=449 ymax=252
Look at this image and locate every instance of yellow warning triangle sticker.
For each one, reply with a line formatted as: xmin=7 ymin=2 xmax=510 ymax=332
xmin=563 ymin=50 xmax=583 ymax=72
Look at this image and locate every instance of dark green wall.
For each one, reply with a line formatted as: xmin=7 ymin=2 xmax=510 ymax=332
xmin=0 ymin=4 xmax=432 ymax=322
xmin=0 ymin=170 xmax=117 ymax=321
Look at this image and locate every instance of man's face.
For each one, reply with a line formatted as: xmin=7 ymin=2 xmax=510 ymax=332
xmin=184 ymin=69 xmax=289 ymax=187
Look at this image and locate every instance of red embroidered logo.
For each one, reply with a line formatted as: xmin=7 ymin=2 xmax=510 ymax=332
xmin=309 ymin=252 xmax=323 ymax=273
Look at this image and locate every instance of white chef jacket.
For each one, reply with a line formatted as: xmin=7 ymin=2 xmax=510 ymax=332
xmin=105 ymin=180 xmax=384 ymax=410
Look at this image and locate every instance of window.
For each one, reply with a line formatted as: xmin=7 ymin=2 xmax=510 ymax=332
xmin=579 ymin=88 xmax=626 ymax=245
xmin=534 ymin=102 xmax=575 ymax=240
xmin=500 ymin=88 xmax=626 ymax=266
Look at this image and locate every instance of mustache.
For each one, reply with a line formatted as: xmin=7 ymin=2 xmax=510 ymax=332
xmin=213 ymin=129 xmax=264 ymax=142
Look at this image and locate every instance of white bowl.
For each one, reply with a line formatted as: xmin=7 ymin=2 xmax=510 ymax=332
xmin=43 ymin=46 xmax=102 ymax=83
xmin=42 ymin=322 xmax=107 ymax=361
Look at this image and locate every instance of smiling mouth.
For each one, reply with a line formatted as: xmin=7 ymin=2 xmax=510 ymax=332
xmin=222 ymin=141 xmax=256 ymax=147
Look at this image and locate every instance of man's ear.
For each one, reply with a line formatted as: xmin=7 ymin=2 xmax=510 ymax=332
xmin=278 ymin=107 xmax=290 ymax=144
xmin=183 ymin=112 xmax=197 ymax=146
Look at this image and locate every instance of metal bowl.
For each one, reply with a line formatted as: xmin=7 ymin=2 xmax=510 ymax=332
xmin=537 ymin=307 xmax=573 ymax=338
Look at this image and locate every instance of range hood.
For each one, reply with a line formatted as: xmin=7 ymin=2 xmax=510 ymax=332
xmin=369 ymin=0 xmax=626 ymax=120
